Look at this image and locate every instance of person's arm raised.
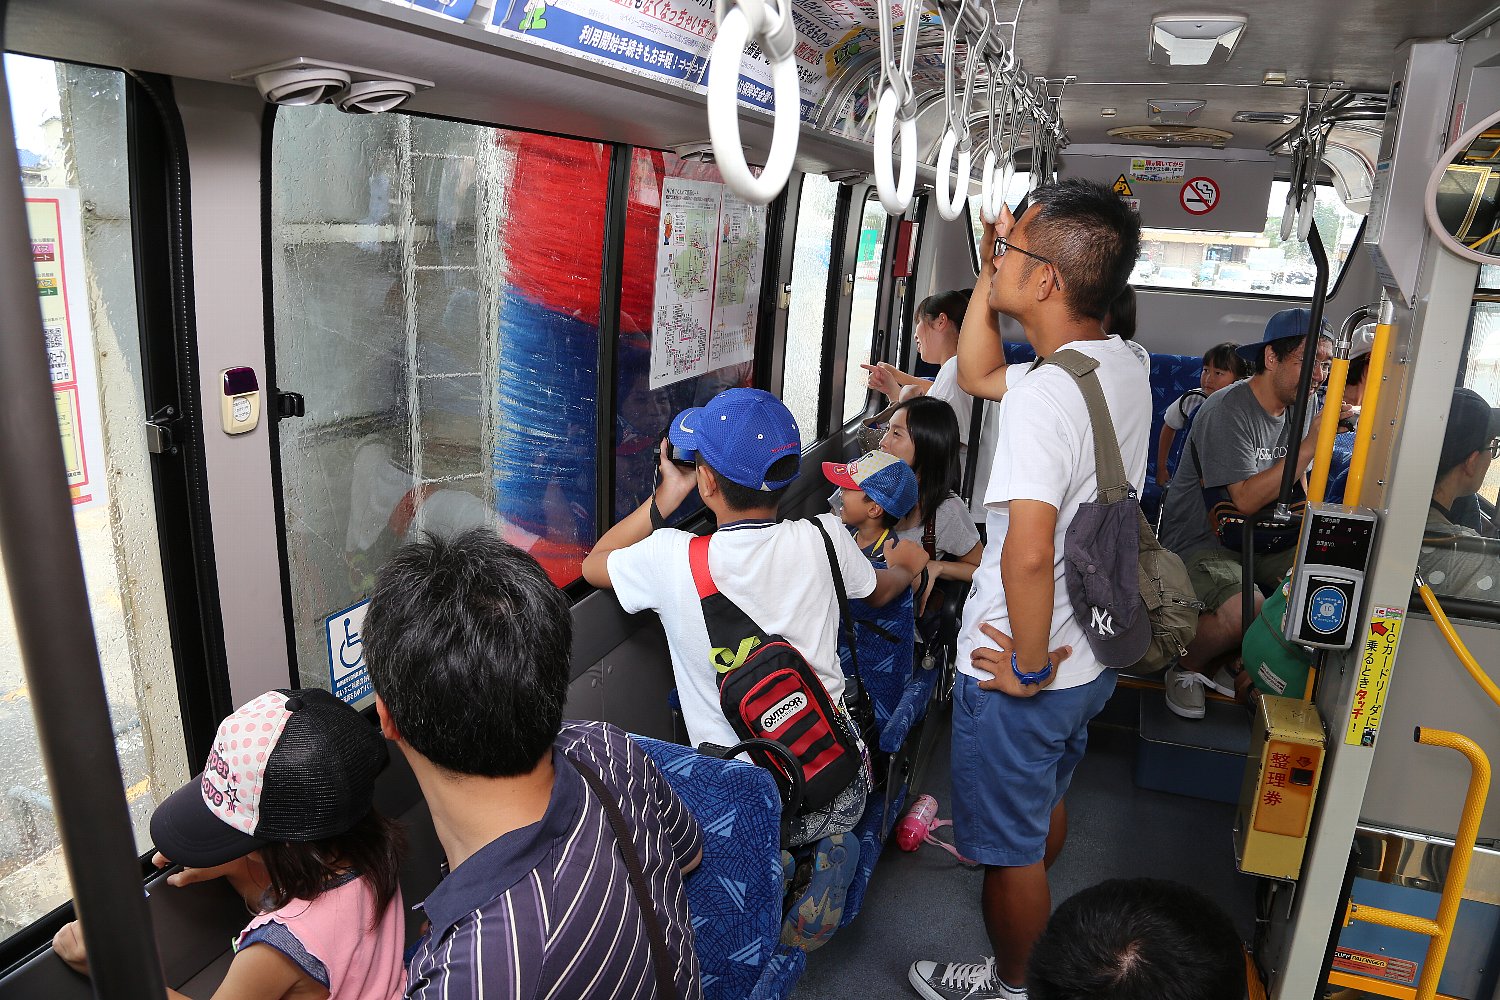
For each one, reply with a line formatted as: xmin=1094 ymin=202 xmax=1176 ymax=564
xmin=582 ymin=441 xmax=697 ymax=589
xmin=957 ymin=208 xmax=1012 ymax=402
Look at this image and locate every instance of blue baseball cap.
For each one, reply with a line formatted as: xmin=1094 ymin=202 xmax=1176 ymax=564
xmin=667 ymin=388 xmax=801 ymax=490
xmin=822 ymin=451 xmax=919 ymax=519
xmin=1236 ymin=308 xmax=1333 ymax=364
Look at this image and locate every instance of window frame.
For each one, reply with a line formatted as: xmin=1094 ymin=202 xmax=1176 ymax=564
xmin=839 ymin=188 xmax=894 ymax=428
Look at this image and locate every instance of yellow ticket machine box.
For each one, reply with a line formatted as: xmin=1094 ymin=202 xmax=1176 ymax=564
xmin=1234 ymin=696 xmax=1326 ymax=880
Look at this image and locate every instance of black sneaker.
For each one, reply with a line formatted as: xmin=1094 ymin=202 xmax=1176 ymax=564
xmin=908 ymin=958 xmax=1026 ymax=999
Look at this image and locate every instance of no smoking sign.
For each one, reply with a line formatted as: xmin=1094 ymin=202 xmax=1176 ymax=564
xmin=1180 ymin=176 xmax=1220 ymax=215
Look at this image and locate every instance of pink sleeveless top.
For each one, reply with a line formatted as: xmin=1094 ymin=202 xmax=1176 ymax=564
xmin=235 ymin=873 xmax=404 ymax=1000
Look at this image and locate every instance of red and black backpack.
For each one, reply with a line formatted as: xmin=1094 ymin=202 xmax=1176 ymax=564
xmin=688 ymin=521 xmax=863 ymax=814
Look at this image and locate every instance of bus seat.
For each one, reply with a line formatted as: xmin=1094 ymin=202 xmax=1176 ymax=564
xmin=632 ymin=736 xmax=807 ymax=1000
xmin=836 ymin=589 xmax=922 ymax=754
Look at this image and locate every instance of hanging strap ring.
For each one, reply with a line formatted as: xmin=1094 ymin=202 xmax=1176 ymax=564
xmin=706 ymin=0 xmax=800 ymax=205
xmin=978 ymin=52 xmax=1004 ymax=223
xmin=875 ymin=85 xmax=918 ymax=215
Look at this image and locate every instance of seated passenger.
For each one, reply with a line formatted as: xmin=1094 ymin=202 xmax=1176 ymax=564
xmin=824 ymin=448 xmax=920 ymax=562
xmin=879 ymin=397 xmax=984 ymax=614
xmin=1027 ymin=878 xmax=1246 ymax=1000
xmin=582 ymin=388 xmax=927 ymax=846
xmin=364 ymin=531 xmax=704 ymax=999
xmin=53 ymin=689 xmax=406 ymax=1000
xmin=1155 ymin=343 xmax=1247 ymax=487
xmin=1107 ymin=285 xmax=1152 ymax=370
xmin=1338 ymin=321 xmax=1375 ymax=430
xmin=1422 ymin=387 xmax=1500 ymax=600
xmin=1158 ymin=309 xmax=1331 ymax=720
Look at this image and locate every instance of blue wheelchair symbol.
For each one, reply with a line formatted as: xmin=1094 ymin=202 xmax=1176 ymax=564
xmin=338 ymin=616 xmax=363 ymax=670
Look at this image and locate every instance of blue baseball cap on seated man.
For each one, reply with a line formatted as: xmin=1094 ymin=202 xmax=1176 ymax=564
xmin=668 ymin=387 xmax=802 ymax=490
xmin=1236 ymin=307 xmax=1333 ymax=365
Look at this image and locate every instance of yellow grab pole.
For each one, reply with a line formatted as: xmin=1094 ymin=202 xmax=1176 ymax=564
xmin=1345 ymin=319 xmax=1393 ymax=506
xmin=1412 ymin=728 xmax=1490 ymax=1000
xmin=1308 ymin=355 xmax=1349 ymax=504
xmin=1417 ymin=579 xmax=1500 ymax=709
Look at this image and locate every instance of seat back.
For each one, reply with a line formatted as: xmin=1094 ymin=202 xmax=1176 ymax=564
xmin=632 ymin=736 xmax=806 ymax=1000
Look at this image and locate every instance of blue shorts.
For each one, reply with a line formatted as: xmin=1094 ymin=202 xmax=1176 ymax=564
xmin=950 ymin=670 xmax=1118 ymax=866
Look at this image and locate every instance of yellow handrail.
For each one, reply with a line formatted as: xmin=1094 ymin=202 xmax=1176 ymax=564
xmin=1344 ymin=321 xmax=1393 ymax=506
xmin=1308 ymin=355 xmax=1350 ymax=504
xmin=1341 ymin=727 xmax=1490 ymax=1000
xmin=1416 ymin=578 xmax=1500 ymax=709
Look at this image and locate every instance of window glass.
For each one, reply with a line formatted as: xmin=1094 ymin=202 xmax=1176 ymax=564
xmin=1134 ymin=181 xmax=1362 ymax=296
xmin=2 ymin=54 xmax=189 ymax=936
xmin=845 ymin=194 xmax=889 ymax=423
xmin=271 ymin=110 xmax=609 ymax=696
xmin=612 ymin=150 xmax=755 ymax=522
xmin=784 ymin=176 xmax=838 ymax=444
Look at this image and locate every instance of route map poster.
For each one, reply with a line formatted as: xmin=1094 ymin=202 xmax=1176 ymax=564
xmin=649 ymin=179 xmax=767 ymax=390
xmin=27 ymin=189 xmax=106 ymax=511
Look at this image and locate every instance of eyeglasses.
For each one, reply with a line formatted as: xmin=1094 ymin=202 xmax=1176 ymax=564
xmin=992 ymin=235 xmax=1061 ymax=282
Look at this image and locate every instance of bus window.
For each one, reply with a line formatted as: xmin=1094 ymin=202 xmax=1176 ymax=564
xmin=845 ymin=193 xmax=889 ymax=423
xmin=270 ymin=110 xmax=610 ymax=695
xmin=612 ymin=149 xmax=755 ymax=523
xmin=784 ymin=175 xmax=838 ymax=443
xmin=1 ymin=54 xmax=190 ymax=938
xmin=1133 ymin=180 xmax=1363 ymax=296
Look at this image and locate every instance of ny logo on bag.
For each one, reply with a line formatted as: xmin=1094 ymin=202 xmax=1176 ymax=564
xmin=1090 ymin=606 xmax=1116 ymax=637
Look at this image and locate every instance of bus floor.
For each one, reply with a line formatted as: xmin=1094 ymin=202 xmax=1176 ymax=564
xmin=792 ymin=700 xmax=1259 ymax=999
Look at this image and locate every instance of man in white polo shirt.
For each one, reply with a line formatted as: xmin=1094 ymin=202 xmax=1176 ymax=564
xmin=910 ymin=180 xmax=1150 ymax=1000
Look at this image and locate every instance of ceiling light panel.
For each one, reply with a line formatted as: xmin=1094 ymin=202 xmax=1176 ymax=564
xmin=1149 ymin=14 xmax=1248 ymax=66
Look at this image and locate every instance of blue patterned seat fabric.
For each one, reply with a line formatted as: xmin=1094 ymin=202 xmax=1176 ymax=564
xmin=1001 ymin=341 xmax=1204 ymax=523
xmin=838 ymin=587 xmax=922 ymax=755
xmin=633 ymin=736 xmax=807 ymax=1000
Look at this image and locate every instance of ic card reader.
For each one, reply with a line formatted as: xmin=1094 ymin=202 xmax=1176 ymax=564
xmin=1283 ymin=502 xmax=1380 ymax=651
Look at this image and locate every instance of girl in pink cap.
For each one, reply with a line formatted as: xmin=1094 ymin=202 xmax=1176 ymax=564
xmin=52 ymin=688 xmax=406 ymax=1000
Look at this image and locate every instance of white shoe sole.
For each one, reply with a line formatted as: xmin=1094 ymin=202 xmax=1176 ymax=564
xmin=1165 ymin=694 xmax=1206 ymax=720
xmin=909 ymin=964 xmax=945 ymax=1000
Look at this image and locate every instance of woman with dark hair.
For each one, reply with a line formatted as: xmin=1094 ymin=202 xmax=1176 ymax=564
xmin=880 ymin=396 xmax=983 ymax=611
xmin=53 ymin=689 xmax=407 ymax=1000
xmin=863 ymin=289 xmax=978 ymax=453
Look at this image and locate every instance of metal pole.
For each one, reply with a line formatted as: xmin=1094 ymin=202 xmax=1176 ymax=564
xmin=1276 ymin=221 xmax=1329 ymax=519
xmin=0 ymin=51 xmax=167 ymax=999
xmin=1450 ymin=3 xmax=1500 ymax=42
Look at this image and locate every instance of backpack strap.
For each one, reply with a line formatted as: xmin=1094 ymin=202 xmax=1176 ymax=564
xmin=1038 ymin=349 xmax=1133 ymax=505
xmin=922 ymin=511 xmax=937 ymax=559
xmin=688 ymin=534 xmax=717 ymax=599
xmin=811 ymin=519 xmax=859 ymax=680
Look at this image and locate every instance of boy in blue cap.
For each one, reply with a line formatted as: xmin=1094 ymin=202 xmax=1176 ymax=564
xmin=1157 ymin=307 xmax=1332 ymax=719
xmin=583 ymin=388 xmax=928 ymax=843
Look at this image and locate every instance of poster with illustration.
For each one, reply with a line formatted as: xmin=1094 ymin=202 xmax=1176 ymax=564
xmin=650 ymin=178 xmax=721 ymax=389
xmin=710 ymin=192 xmax=766 ymax=370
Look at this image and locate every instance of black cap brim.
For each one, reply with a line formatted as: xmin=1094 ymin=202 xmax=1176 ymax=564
xmin=150 ymin=772 xmax=265 ymax=869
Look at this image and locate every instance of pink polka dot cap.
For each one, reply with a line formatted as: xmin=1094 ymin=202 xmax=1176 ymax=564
xmin=149 ymin=688 xmax=389 ymax=868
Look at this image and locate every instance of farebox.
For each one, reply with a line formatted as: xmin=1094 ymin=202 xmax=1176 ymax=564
xmin=1234 ymin=695 xmax=1326 ymax=880
xmin=1284 ymin=503 xmax=1379 ymax=651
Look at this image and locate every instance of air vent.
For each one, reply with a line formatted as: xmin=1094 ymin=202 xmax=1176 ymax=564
xmin=1234 ymin=111 xmax=1299 ymax=124
xmin=1107 ymin=125 xmax=1234 ymax=149
xmin=1147 ymin=99 xmax=1206 ymax=125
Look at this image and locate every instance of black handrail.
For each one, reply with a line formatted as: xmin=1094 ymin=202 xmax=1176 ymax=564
xmin=1277 ymin=220 xmax=1330 ymax=518
xmin=0 ymin=45 xmax=167 ymax=998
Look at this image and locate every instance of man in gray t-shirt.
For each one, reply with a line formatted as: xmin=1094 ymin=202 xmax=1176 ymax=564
xmin=1157 ymin=309 xmax=1330 ymax=720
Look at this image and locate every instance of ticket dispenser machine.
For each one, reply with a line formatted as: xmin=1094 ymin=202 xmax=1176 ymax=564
xmin=1284 ymin=503 xmax=1380 ymax=650
xmin=1234 ymin=696 xmax=1326 ymax=880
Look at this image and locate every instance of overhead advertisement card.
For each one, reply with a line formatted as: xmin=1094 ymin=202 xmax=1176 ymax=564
xmin=27 ymin=189 xmax=106 ymax=511
xmin=648 ymin=179 xmax=767 ymax=390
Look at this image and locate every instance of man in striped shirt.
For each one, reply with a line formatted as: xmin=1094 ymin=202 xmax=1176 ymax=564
xmin=364 ymin=529 xmax=704 ymax=999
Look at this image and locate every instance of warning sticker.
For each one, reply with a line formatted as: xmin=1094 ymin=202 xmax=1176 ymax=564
xmin=1345 ymin=606 xmax=1403 ymax=747
xmin=1128 ymin=157 xmax=1185 ymax=183
xmin=1120 ymin=197 xmax=1140 ymax=214
xmin=1180 ymin=177 xmax=1220 ymax=215
xmin=1112 ymin=174 xmax=1133 ymax=196
xmin=1332 ymin=947 xmax=1417 ymax=985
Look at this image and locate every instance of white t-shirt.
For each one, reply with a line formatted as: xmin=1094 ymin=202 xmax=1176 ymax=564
xmin=958 ymin=336 xmax=1151 ymax=690
xmin=607 ymin=514 xmax=878 ymax=749
xmin=927 ymin=356 xmax=975 ymax=448
xmin=1163 ymin=390 xmax=1206 ymax=431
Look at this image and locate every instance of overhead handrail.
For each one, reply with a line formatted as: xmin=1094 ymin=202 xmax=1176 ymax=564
xmin=0 ymin=51 xmax=168 ymax=997
xmin=934 ymin=0 xmax=985 ymax=221
xmin=1274 ymin=219 xmax=1329 ymax=522
xmin=1307 ymin=302 xmax=1378 ymax=503
xmin=706 ymin=0 xmax=799 ymax=205
xmin=977 ymin=48 xmax=1007 ymax=224
xmin=873 ymin=0 xmax=923 ymax=215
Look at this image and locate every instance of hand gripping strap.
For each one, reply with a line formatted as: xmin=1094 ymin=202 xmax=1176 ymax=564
xmin=1038 ymin=349 xmax=1133 ymax=505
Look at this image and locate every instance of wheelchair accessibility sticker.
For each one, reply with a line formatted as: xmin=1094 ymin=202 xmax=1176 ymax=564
xmin=326 ymin=599 xmax=372 ymax=705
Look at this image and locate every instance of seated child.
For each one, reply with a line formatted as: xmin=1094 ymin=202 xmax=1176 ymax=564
xmin=582 ymin=388 xmax=927 ymax=846
xmin=823 ymin=450 xmax=919 ymax=563
xmin=53 ymin=688 xmax=405 ymax=1000
xmin=1155 ymin=342 xmax=1248 ymax=486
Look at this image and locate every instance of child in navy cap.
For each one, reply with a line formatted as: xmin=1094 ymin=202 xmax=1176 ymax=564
xmin=584 ymin=388 xmax=928 ymax=845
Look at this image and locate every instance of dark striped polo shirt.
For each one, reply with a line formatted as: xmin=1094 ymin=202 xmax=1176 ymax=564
xmin=406 ymin=721 xmax=704 ymax=1000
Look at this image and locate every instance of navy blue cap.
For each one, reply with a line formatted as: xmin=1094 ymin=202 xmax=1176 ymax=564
xmin=668 ymin=388 xmax=801 ymax=490
xmin=1236 ymin=308 xmax=1333 ymax=364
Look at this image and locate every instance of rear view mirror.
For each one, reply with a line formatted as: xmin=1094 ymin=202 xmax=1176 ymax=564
xmin=1425 ymin=108 xmax=1500 ymax=263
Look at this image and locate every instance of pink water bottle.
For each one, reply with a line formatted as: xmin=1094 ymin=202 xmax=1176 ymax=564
xmin=896 ymin=794 xmax=940 ymax=852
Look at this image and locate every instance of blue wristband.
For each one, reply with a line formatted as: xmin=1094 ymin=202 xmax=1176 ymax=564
xmin=1011 ymin=651 xmax=1053 ymax=686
